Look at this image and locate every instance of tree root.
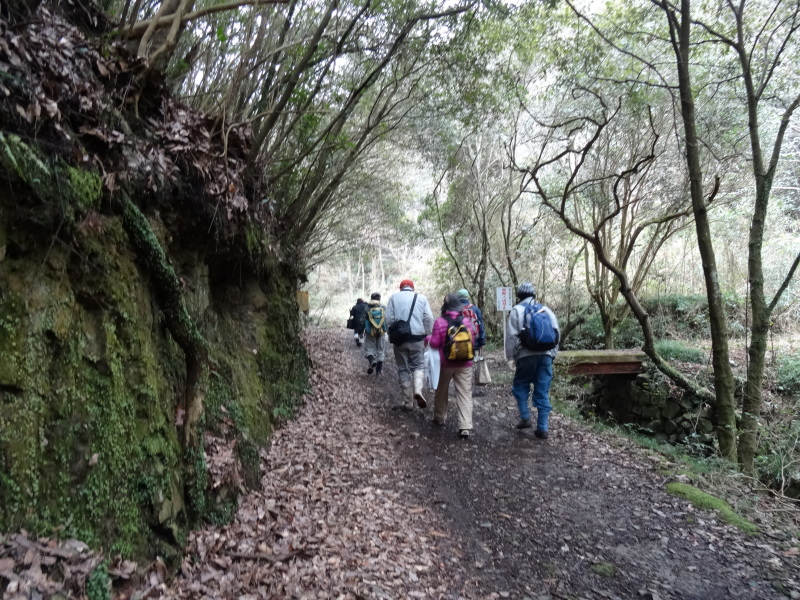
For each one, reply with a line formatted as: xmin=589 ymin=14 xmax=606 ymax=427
xmin=119 ymin=193 xmax=208 ymax=449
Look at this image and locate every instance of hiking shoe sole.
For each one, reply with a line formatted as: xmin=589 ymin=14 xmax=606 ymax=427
xmin=516 ymin=419 xmax=533 ymax=430
xmin=415 ymin=395 xmax=427 ymax=409
xmin=535 ymin=429 xmax=549 ymax=439
xmin=459 ymin=429 xmax=471 ymax=438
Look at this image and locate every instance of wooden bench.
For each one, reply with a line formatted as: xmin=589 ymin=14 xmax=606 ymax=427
xmin=556 ymin=350 xmax=648 ymax=375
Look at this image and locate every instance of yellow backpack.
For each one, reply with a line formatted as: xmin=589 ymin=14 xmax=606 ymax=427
xmin=444 ymin=315 xmax=474 ymax=361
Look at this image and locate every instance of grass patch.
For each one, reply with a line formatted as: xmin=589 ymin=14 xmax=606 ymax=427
xmin=665 ymin=482 xmax=758 ymax=535
xmin=654 ymin=339 xmax=704 ymax=363
xmin=591 ymin=562 xmax=616 ymax=577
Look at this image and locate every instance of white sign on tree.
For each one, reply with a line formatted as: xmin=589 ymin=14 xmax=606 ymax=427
xmin=496 ymin=286 xmax=514 ymax=351
xmin=496 ymin=287 xmax=514 ymax=312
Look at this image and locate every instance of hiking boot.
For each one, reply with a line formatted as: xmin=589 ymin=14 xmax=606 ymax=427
xmin=401 ymin=382 xmax=414 ymax=410
xmin=366 ymin=355 xmax=376 ymax=374
xmin=516 ymin=418 xmax=533 ymax=430
xmin=412 ymin=371 xmax=427 ymax=409
xmin=376 ymin=361 xmax=383 ymax=375
xmin=535 ymin=429 xmax=549 ymax=439
xmin=459 ymin=429 xmax=471 ymax=438
xmin=432 ymin=419 xmax=444 ymax=427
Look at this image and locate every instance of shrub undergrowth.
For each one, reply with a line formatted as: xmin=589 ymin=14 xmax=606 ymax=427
xmin=654 ymin=339 xmax=705 ymax=363
xmin=776 ymin=356 xmax=800 ymax=396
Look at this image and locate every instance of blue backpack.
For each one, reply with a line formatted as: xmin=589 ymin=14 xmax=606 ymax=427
xmin=519 ymin=303 xmax=559 ymax=351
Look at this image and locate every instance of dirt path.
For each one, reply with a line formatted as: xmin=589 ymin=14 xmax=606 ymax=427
xmin=157 ymin=330 xmax=799 ymax=600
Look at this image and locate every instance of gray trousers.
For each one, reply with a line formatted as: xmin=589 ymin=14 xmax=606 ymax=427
xmin=393 ymin=340 xmax=424 ymax=386
xmin=364 ymin=334 xmax=386 ymax=362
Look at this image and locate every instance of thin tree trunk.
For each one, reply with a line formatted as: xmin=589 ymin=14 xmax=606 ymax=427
xmin=602 ymin=313 xmax=615 ymax=350
xmin=730 ymin=0 xmax=800 ymax=471
xmin=666 ymin=0 xmax=737 ymax=459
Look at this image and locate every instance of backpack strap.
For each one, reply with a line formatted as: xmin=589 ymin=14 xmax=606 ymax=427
xmin=521 ymin=301 xmax=535 ymax=324
xmin=406 ymin=293 xmax=417 ymax=322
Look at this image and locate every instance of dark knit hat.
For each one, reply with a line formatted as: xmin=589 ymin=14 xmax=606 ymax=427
xmin=517 ymin=282 xmax=536 ymax=299
xmin=370 ymin=292 xmax=381 ymax=301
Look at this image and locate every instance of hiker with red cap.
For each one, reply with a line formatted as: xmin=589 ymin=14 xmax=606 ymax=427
xmin=386 ymin=279 xmax=434 ymax=410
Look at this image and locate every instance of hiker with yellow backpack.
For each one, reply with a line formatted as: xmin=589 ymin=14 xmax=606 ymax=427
xmin=425 ymin=293 xmax=477 ymax=438
xmin=363 ymin=292 xmax=387 ymax=375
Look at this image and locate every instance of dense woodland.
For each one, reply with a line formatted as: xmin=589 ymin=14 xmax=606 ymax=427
xmin=0 ymin=0 xmax=799 ymax=592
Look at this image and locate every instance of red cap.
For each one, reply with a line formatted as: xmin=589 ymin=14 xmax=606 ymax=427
xmin=399 ymin=279 xmax=415 ymax=290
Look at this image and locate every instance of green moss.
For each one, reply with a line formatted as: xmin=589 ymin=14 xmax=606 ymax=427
xmin=0 ymin=132 xmax=51 ymax=189
xmin=1 ymin=145 xmax=308 ymax=561
xmin=591 ymin=562 xmax=616 ymax=577
xmin=67 ymin=166 xmax=102 ymax=211
xmin=0 ymin=133 xmax=102 ymax=225
xmin=0 ymin=292 xmax=27 ymax=387
xmin=257 ymin=282 xmax=308 ymax=424
xmin=121 ymin=196 xmax=206 ymax=358
xmin=0 ymin=224 xmax=188 ymax=559
xmin=665 ymin=482 xmax=758 ymax=535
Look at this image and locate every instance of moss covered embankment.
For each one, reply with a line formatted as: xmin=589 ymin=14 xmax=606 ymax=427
xmin=0 ymin=133 xmax=307 ymax=560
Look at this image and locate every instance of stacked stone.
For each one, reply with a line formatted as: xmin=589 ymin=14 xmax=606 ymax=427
xmin=587 ymin=366 xmax=715 ymax=446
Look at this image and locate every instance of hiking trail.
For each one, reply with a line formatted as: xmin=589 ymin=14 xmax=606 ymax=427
xmin=154 ymin=329 xmax=799 ymax=600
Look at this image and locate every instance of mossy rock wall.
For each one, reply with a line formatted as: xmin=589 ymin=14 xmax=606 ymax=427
xmin=580 ymin=365 xmax=716 ymax=448
xmin=0 ymin=142 xmax=307 ymax=559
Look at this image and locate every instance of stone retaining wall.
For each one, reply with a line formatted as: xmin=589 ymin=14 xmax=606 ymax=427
xmin=581 ymin=364 xmax=716 ymax=446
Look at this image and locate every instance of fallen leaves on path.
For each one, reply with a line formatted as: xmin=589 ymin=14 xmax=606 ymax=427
xmin=155 ymin=330 xmax=455 ymax=599
xmin=0 ymin=532 xmax=105 ymax=599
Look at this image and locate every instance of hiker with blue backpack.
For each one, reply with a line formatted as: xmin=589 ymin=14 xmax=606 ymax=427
xmin=505 ymin=282 xmax=560 ymax=439
xmin=427 ymin=293 xmax=478 ymax=438
xmin=363 ymin=292 xmax=387 ymax=375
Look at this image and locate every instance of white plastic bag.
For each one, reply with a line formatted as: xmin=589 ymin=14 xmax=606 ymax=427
xmin=474 ymin=355 xmax=491 ymax=386
xmin=425 ymin=347 xmax=440 ymax=391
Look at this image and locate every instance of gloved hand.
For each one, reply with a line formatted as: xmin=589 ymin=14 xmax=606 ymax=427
xmin=507 ymin=360 xmax=516 ymax=370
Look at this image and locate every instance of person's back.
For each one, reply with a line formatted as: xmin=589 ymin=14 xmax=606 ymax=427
xmin=386 ymin=289 xmax=433 ymax=339
xmin=385 ymin=280 xmax=433 ymax=409
xmin=427 ymin=293 xmax=477 ymax=437
xmin=505 ymin=282 xmax=560 ymax=438
xmin=457 ymin=288 xmax=486 ymax=349
xmin=350 ymin=298 xmax=368 ymax=346
xmin=363 ymin=293 xmax=387 ymax=375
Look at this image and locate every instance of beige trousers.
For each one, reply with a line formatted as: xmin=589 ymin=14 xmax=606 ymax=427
xmin=434 ymin=366 xmax=473 ymax=430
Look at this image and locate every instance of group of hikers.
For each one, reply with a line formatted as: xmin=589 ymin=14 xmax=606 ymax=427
xmin=348 ymin=280 xmax=560 ymax=440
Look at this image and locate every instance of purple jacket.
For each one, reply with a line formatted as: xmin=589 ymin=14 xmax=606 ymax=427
xmin=426 ymin=310 xmax=477 ymax=369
